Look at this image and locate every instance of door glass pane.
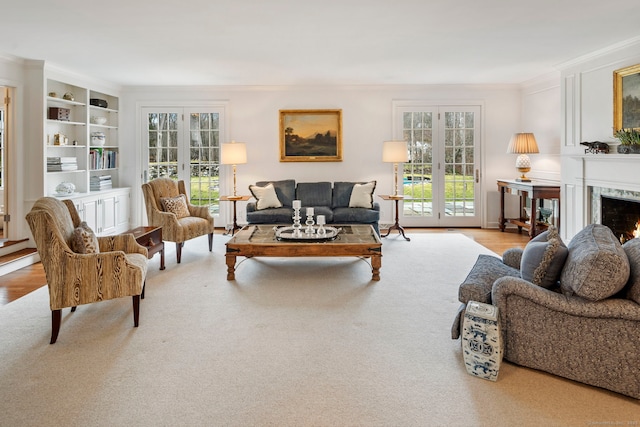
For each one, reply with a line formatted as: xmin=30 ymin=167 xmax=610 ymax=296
xmin=402 ymin=111 xmax=433 ymax=217
xmin=147 ymin=113 xmax=179 ymax=180
xmin=443 ymin=111 xmax=475 ymax=216
xmin=188 ymin=113 xmax=220 ymax=215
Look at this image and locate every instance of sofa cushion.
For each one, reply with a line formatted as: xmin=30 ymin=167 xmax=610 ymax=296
xmin=560 ymin=224 xmax=630 ymax=301
xmin=458 ymin=254 xmax=520 ymax=304
xmin=349 ymin=181 xmax=376 ymax=208
xmin=333 ymin=206 xmax=379 ymax=224
xmin=296 ymin=182 xmax=332 ymax=207
xmin=332 ymin=182 xmax=358 ymax=208
xmin=71 ymin=222 xmax=100 ymax=254
xmin=246 ymin=207 xmax=293 ymax=224
xmin=622 ymin=238 xmax=640 ymax=304
xmin=520 ymin=226 xmax=568 ymax=289
xmin=250 ymin=183 xmax=283 ymax=210
xmin=256 ymin=179 xmax=296 ymax=207
xmin=161 ymin=194 xmax=190 ymax=219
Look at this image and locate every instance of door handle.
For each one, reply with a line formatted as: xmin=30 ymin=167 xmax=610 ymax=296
xmin=475 ymin=169 xmax=479 ymax=183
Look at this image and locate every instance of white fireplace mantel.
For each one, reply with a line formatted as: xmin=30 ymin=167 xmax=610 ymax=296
xmin=561 ymin=154 xmax=640 ymax=240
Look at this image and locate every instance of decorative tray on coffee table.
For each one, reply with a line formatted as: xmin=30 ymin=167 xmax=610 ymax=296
xmin=274 ymin=226 xmax=341 ymax=242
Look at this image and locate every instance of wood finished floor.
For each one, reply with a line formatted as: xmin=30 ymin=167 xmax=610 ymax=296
xmin=0 ymin=227 xmax=530 ymax=306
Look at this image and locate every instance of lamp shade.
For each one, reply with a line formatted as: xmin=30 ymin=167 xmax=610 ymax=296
xmin=506 ymin=133 xmax=539 ymax=154
xmin=382 ymin=140 xmax=409 ymax=163
xmin=221 ymin=141 xmax=247 ymax=165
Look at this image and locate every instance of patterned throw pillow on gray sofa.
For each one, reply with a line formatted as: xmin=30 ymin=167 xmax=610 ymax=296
xmin=520 ymin=226 xmax=568 ymax=288
xmin=560 ymin=224 xmax=630 ymax=301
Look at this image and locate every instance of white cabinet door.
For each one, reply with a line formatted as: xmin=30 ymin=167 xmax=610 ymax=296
xmin=100 ymin=195 xmax=117 ymax=235
xmin=81 ymin=198 xmax=99 ymax=232
xmin=115 ymin=191 xmax=130 ymax=232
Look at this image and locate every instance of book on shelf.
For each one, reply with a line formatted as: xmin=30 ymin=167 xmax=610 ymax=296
xmin=90 ymin=174 xmax=113 ymax=190
xmin=47 ymin=163 xmax=78 ymax=172
xmin=89 ymin=149 xmax=117 ymax=170
xmin=47 ymin=156 xmax=77 ymax=164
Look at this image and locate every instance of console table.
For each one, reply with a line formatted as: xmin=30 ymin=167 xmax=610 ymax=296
xmin=497 ymin=179 xmax=560 ymax=239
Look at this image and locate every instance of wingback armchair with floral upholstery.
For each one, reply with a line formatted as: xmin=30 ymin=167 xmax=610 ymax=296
xmin=141 ymin=177 xmax=214 ymax=263
xmin=25 ymin=197 xmax=148 ymax=344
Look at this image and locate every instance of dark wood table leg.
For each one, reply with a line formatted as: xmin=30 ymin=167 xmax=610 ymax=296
xmin=529 ymin=197 xmax=538 ymax=239
xmin=499 ymin=186 xmax=506 ymax=232
xmin=159 ymin=242 xmax=165 ymax=270
xmin=382 ymin=199 xmax=410 ymax=241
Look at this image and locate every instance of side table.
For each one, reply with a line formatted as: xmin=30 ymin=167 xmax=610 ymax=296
xmin=378 ymin=194 xmax=410 ymax=241
xmin=220 ymin=195 xmax=252 ymax=236
xmin=125 ymin=226 xmax=165 ymax=270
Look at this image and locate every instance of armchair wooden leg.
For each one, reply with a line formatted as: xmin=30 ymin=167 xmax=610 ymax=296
xmin=132 ymin=295 xmax=140 ymax=327
xmin=51 ymin=309 xmax=61 ymax=344
xmin=176 ymin=242 xmax=183 ymax=263
xmin=141 ymin=281 xmax=146 ymax=299
xmin=208 ymin=232 xmax=213 ymax=252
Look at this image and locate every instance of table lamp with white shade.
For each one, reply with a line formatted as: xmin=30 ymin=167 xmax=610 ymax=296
xmin=382 ymin=140 xmax=409 ymax=196
xmin=221 ymin=140 xmax=247 ymax=198
xmin=506 ymin=133 xmax=539 ymax=182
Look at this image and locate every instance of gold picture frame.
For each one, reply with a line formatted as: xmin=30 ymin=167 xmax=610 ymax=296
xmin=613 ymin=63 xmax=640 ymax=132
xmin=279 ymin=109 xmax=342 ymax=162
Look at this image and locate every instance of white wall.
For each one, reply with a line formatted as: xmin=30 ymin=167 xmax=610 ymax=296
xmin=559 ymin=38 xmax=640 ymax=240
xmin=121 ymin=84 xmax=531 ymax=228
xmin=0 ymin=52 xmax=566 ymax=241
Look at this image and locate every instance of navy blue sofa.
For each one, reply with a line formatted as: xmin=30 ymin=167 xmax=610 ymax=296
xmin=246 ymin=179 xmax=380 ymax=234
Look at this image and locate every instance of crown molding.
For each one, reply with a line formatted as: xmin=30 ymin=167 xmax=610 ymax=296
xmin=556 ymin=36 xmax=640 ymax=70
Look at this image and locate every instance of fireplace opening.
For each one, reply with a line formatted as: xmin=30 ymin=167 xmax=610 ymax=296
xmin=601 ymin=196 xmax=640 ymax=243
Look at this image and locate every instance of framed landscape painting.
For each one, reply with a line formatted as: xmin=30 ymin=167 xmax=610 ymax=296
xmin=279 ymin=109 xmax=342 ymax=162
xmin=614 ymin=63 xmax=640 ymax=132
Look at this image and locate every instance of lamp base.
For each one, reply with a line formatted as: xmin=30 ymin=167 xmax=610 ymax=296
xmin=516 ymin=176 xmax=532 ymax=182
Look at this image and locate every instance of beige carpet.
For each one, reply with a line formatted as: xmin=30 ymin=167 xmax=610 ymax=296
xmin=0 ymin=232 xmax=638 ymax=426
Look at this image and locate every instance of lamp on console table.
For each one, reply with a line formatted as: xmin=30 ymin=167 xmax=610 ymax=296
xmin=506 ymin=133 xmax=539 ymax=182
xmin=221 ymin=140 xmax=247 ymax=198
xmin=382 ymin=140 xmax=409 ymax=196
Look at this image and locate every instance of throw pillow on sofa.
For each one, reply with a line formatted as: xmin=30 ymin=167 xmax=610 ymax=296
xmin=520 ymin=226 xmax=568 ymax=288
xmin=349 ymin=181 xmax=376 ymax=208
xmin=560 ymin=224 xmax=630 ymax=301
xmin=249 ymin=183 xmax=282 ymax=210
xmin=622 ymin=238 xmax=640 ymax=304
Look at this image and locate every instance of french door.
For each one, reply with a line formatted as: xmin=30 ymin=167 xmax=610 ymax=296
xmin=142 ymin=107 xmax=225 ymax=215
xmin=394 ymin=104 xmax=481 ymax=227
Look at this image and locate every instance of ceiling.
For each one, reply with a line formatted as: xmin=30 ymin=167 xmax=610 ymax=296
xmin=1 ymin=0 xmax=639 ymax=87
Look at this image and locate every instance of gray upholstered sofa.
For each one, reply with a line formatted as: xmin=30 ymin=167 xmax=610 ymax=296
xmin=452 ymin=224 xmax=640 ymax=399
xmin=246 ymin=179 xmax=380 ymax=234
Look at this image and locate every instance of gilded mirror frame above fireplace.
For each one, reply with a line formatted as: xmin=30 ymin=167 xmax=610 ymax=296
xmin=613 ymin=63 xmax=640 ymax=133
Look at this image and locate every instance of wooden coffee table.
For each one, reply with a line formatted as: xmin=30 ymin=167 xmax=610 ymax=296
xmin=225 ymin=224 xmax=382 ymax=281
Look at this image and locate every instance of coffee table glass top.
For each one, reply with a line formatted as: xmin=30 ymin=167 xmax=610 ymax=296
xmin=229 ymin=224 xmax=381 ymax=245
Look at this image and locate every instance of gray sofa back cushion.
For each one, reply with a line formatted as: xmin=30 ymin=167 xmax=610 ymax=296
xmin=622 ymin=238 xmax=640 ymax=304
xmin=560 ymin=224 xmax=630 ymax=301
xmin=296 ymin=182 xmax=332 ymax=207
xmin=332 ymin=182 xmax=358 ymax=208
xmin=256 ymin=179 xmax=296 ymax=207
